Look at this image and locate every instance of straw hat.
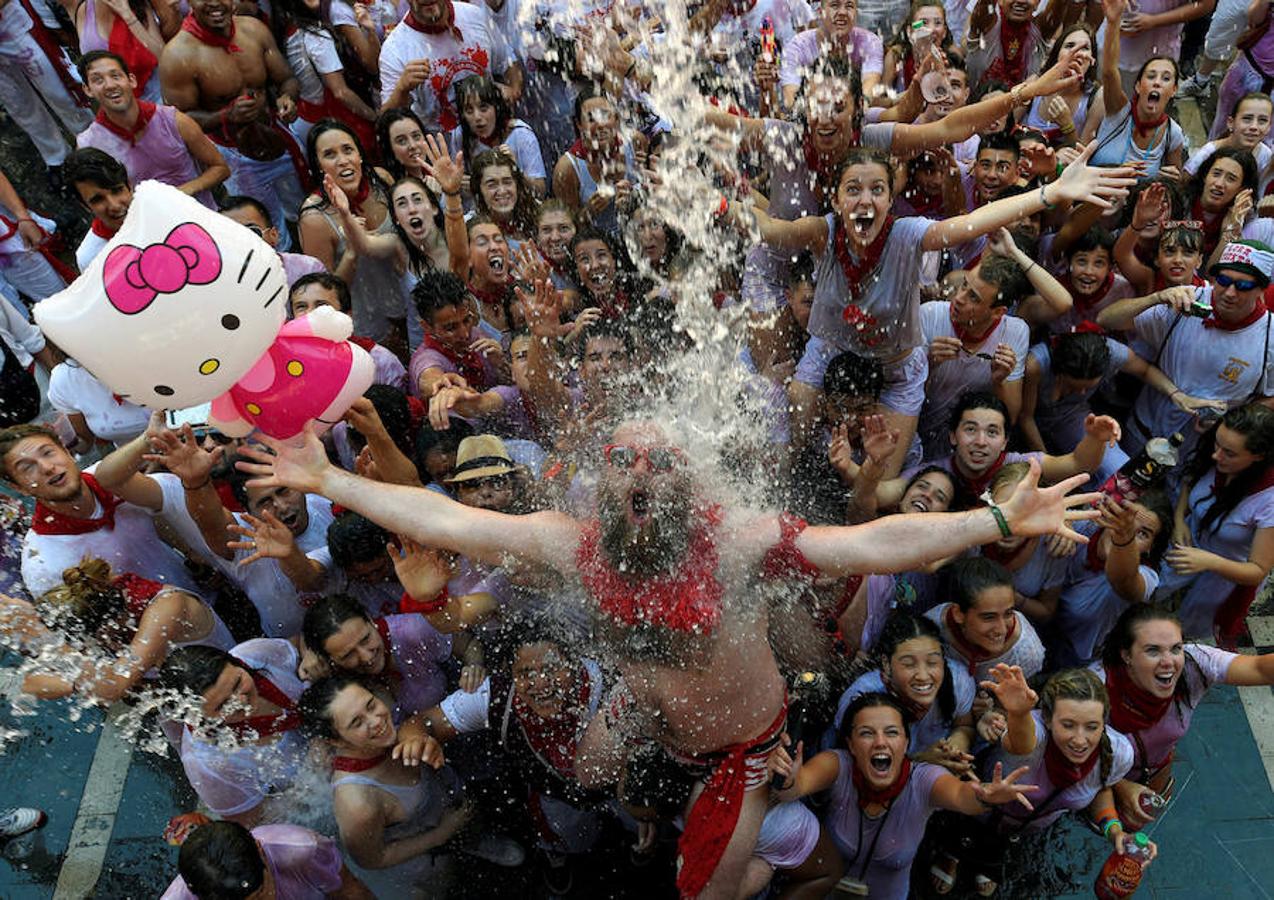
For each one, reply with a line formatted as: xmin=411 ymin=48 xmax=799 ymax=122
xmin=446 ymin=434 xmax=517 ymax=483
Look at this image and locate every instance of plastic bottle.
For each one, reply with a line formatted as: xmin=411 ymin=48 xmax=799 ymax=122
xmin=1099 ymin=433 xmax=1184 ymax=505
xmin=1094 ymin=831 xmax=1152 ymax=899
xmin=1136 ymin=789 xmax=1167 ymax=820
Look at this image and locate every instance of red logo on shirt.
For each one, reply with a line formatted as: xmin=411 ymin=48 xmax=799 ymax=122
xmin=430 ymin=46 xmax=490 ymax=130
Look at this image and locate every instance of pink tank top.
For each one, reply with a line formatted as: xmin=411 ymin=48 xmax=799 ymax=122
xmin=76 ymin=104 xmax=215 ymax=209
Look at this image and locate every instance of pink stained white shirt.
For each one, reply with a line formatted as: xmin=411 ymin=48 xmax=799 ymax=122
xmin=926 ymin=602 xmax=1047 ymax=681
xmin=161 ymin=824 xmax=344 ymax=899
xmin=378 ymin=1 xmax=514 ymax=131
xmin=778 ymin=28 xmax=883 ymax=91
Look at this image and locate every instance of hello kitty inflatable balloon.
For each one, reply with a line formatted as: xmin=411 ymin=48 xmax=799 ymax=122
xmin=35 ymin=181 xmax=373 ymax=439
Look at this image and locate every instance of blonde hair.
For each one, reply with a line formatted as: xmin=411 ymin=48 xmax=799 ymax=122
xmin=988 ymin=460 xmax=1031 ymax=496
xmin=1039 ymin=668 xmax=1113 ymax=782
xmin=38 ymin=558 xmax=125 ymax=638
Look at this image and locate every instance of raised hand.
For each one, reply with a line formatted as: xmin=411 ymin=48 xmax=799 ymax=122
xmin=512 ymin=240 xmax=550 ymax=284
xmin=1083 ymin=413 xmax=1122 ymax=448
xmin=1102 ymin=0 xmax=1126 ymax=25
xmin=929 ymin=335 xmax=962 ymax=366
xmin=1130 ymin=182 xmax=1170 ymax=233
xmin=343 ymin=396 xmax=387 ymax=439
xmin=971 ymin=762 xmax=1038 ymax=810
xmin=976 ymin=708 xmax=1009 ymax=743
xmin=393 ymin=727 xmax=445 ymax=768
xmin=227 ymin=510 xmax=297 ymax=564
xmin=396 ymin=58 xmax=432 ymax=94
xmin=234 ymin=427 xmax=333 ymax=498
xmin=460 ymin=663 xmax=486 ymax=692
xmin=828 ymin=423 xmax=855 ymax=482
xmin=997 ymin=460 xmax=1101 ymax=540
xmin=1164 ymin=543 xmax=1217 ymax=575
xmin=1031 ymin=53 xmax=1083 ymax=98
xmin=389 ymin=537 xmax=454 ymax=602
xmin=990 ymin=343 xmax=1017 ymax=384
xmin=979 ymin=663 xmax=1038 ymax=715
xmin=1049 ymin=142 xmax=1137 ymax=210
xmin=860 ymin=414 xmax=900 ymax=468
xmin=143 ymin=424 xmax=220 ymax=489
xmin=767 ymin=734 xmax=803 ymax=790
xmin=1224 ymin=188 xmax=1254 ymax=232
xmin=324 ymin=172 xmax=352 ymax=218
xmin=429 ymin=385 xmax=479 ymax=430
xmin=421 ymin=132 xmax=464 ymax=197
xmin=515 ymin=277 xmax=562 ymax=337
xmin=1044 ymin=96 xmax=1074 ymax=128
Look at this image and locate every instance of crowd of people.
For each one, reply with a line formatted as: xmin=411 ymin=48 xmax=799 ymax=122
xmin=2 ymin=0 xmax=1274 ymax=896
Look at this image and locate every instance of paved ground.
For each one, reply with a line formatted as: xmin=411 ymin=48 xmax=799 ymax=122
xmin=1 ymin=94 xmax=1271 ymax=898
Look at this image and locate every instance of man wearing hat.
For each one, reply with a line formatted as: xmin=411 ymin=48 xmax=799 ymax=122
xmin=1098 ymin=239 xmax=1274 ymax=462
xmin=446 ymin=435 xmax=521 ymax=513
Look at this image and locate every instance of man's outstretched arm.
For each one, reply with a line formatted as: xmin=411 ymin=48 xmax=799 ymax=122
xmin=235 ymin=428 xmax=579 ymax=572
xmin=796 ymin=462 xmax=1099 ymax=577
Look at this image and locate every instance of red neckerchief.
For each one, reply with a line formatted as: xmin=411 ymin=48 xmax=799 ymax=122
xmin=1131 ymin=99 xmax=1169 ymax=141
xmin=342 ymin=177 xmax=372 ymax=217
xmin=852 ymin=757 xmax=912 ymax=809
xmin=677 ymin=701 xmax=787 ymax=898
xmin=224 ymin=673 xmax=301 ymax=739
xmin=900 ymin=183 xmax=945 ymax=217
xmin=1190 ymin=199 xmax=1225 ymax=257
xmin=111 ymin=572 xmax=164 ymax=621
xmin=468 ymin=280 xmax=506 ymax=318
xmin=108 ymin=15 xmax=158 ymax=94
xmin=422 ymin=332 xmax=490 ymax=390
xmin=1204 ymin=298 xmax=1268 ymax=331
xmin=949 ymin=304 xmax=1001 ymax=347
xmin=17 ymin=0 xmax=89 ymax=106
xmin=834 ymin=216 xmax=894 ymax=303
xmin=1152 ymin=270 xmax=1205 ymax=292
xmin=983 ymin=17 xmax=1031 ymax=85
xmin=1105 ymin=663 xmax=1173 ymax=735
xmin=568 ymin=137 xmax=622 ymax=168
xmin=802 ymin=129 xmax=855 ymax=185
xmin=31 ymin=472 xmax=125 ymax=535
xmin=91 ymin=218 xmax=119 ymax=239
xmin=372 ymin=617 xmax=403 ymax=686
xmin=760 ymin=512 xmax=820 ymax=580
xmin=944 ymin=604 xmax=1015 ymax=676
xmin=575 ymin=504 xmax=725 ymax=633
xmin=348 ymin=335 xmax=376 ymax=352
xmin=1085 ymin=528 xmax=1107 ymax=572
xmin=955 ymin=450 xmax=1007 ymax=501
xmin=181 ymin=12 xmax=241 ymax=52
xmin=94 ymin=100 xmax=157 ymax=146
xmin=511 ymin=665 xmax=591 ymax=777
xmin=1043 ymin=734 xmax=1099 ymax=789
xmin=403 ymin=4 xmax=462 ymax=41
xmin=0 ymin=213 xmax=77 ymax=283
xmin=333 ymin=751 xmax=390 ymax=772
xmin=1062 ymin=268 xmax=1115 ymax=317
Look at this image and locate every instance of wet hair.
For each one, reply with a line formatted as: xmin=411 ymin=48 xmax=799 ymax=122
xmin=327 ymin=512 xmax=392 ymax=569
xmin=412 ymin=271 xmax=471 ymax=324
xmin=1134 ymin=489 xmax=1175 ymax=566
xmin=949 ymin=390 xmax=1008 ymax=433
xmin=572 ymin=82 xmax=615 ymax=130
xmin=304 ymin=119 xmax=387 ymax=209
xmin=537 ymin=197 xmax=578 ymax=229
xmin=824 ymin=351 xmax=885 ymax=400
xmin=289 ymin=271 xmax=351 ymax=315
xmin=1100 ymin=604 xmax=1206 ymax=719
xmin=1051 ymin=331 xmax=1111 ymax=381
xmin=469 ymin=148 xmax=540 ymax=239
xmin=390 ymin=176 xmax=446 ymax=278
xmin=795 ymin=55 xmax=864 ymax=145
xmin=874 ymin=612 xmax=956 ymax=725
xmin=77 ymin=50 xmax=130 ymax=81
xmin=218 ymin=194 xmax=274 ymax=227
xmin=1158 ymin=220 xmax=1205 ymax=257
xmin=949 ymin=556 xmax=1014 ymax=612
xmin=1039 ymin=668 xmax=1114 ymax=783
xmin=37 ymin=558 xmax=126 ymax=640
xmin=626 ymin=205 xmax=686 ymax=276
xmin=64 ymin=148 xmax=129 ymax=191
xmin=1186 ymin=404 xmax=1274 ymax=533
xmin=159 ymin=645 xmax=242 ymax=697
xmin=375 ymin=107 xmax=428 ymax=180
xmin=1188 ymin=146 xmax=1260 ymax=206
xmin=1069 ymin=224 xmax=1116 ymax=259
xmin=977 ymin=254 xmax=1030 ymax=308
xmin=976 ymin=131 xmax=1021 ymax=161
xmin=787 ymin=251 xmax=816 ymax=286
xmin=576 ymin=318 xmax=636 ymax=362
xmin=1230 ymin=91 xmax=1274 ymax=122
xmin=837 ymin=691 xmax=912 ymax=744
xmin=302 ymin=594 xmax=372 ymax=661
xmin=414 ymin=417 xmax=474 ymax=484
xmin=298 ymin=672 xmax=367 ymax=740
xmin=177 ymin=820 xmax=265 ymax=899
xmin=835 ymin=146 xmax=894 ymax=197
xmin=455 ymin=75 xmax=513 ymax=160
xmin=0 ymin=423 xmax=62 ymax=481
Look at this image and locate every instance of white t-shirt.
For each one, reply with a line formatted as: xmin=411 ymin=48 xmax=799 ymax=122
xmin=285 ymin=27 xmax=344 ymax=106
xmin=46 ymin=362 xmax=151 ymax=445
xmin=378 ymin=2 xmax=514 ymax=131
xmin=75 ymin=229 xmax=110 ymax=272
xmin=447 ymin=119 xmax=546 ymax=180
xmin=208 ymin=494 xmax=334 ymax=638
xmin=21 ymin=470 xmax=203 ymax=597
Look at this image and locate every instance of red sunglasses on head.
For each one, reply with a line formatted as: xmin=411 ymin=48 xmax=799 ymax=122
xmin=603 ymin=444 xmax=687 ymax=472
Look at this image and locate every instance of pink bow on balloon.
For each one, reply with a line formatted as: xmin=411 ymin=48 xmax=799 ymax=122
xmin=103 ymin=222 xmax=222 ymax=314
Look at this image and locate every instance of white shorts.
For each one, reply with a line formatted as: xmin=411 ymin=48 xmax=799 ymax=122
xmin=1204 ymin=0 xmax=1251 ymax=61
xmin=795 ymin=338 xmax=929 ymax=417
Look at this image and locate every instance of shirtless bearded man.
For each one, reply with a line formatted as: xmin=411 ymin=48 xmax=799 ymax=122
xmin=237 ymin=422 xmax=1097 ymax=898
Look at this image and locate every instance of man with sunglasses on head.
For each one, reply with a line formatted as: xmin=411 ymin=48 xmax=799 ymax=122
xmin=219 ymin=196 xmax=325 ymax=287
xmin=235 ymin=377 xmax=1100 ymax=899
xmin=1097 ymin=239 xmax=1274 ymax=463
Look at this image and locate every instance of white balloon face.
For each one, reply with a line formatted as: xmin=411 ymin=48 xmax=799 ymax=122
xmin=34 ymin=181 xmax=287 ymax=410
